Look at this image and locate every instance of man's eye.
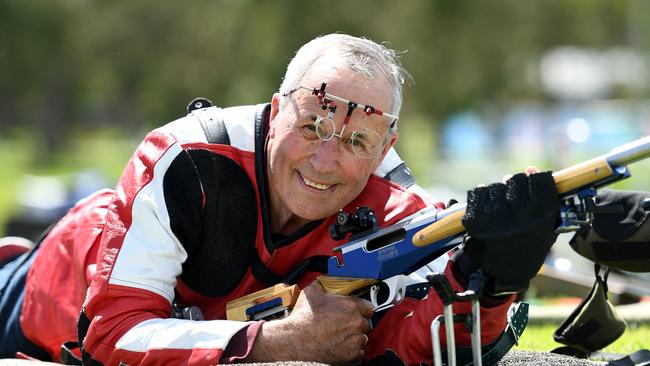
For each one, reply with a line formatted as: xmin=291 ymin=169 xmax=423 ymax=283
xmin=350 ymin=138 xmax=365 ymax=147
xmin=304 ymin=122 xmax=317 ymax=131
xmin=350 ymin=132 xmax=369 ymax=147
xmin=298 ymin=120 xmax=319 ymax=139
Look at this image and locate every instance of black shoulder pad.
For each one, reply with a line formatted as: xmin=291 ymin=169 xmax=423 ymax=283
xmin=384 ymin=162 xmax=416 ymax=188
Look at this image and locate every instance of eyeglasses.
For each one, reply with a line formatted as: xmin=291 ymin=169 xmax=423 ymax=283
xmin=282 ymin=83 xmax=399 ymax=159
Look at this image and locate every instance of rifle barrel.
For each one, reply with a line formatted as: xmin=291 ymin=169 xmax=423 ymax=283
xmin=606 ymin=135 xmax=650 ymax=167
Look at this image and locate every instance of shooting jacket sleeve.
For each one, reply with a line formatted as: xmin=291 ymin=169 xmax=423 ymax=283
xmin=365 ymin=259 xmax=514 ymax=365
xmin=81 ymin=129 xmax=259 ymax=365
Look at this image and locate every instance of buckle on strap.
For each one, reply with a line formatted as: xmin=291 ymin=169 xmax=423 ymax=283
xmin=507 ymin=301 xmax=529 ymax=346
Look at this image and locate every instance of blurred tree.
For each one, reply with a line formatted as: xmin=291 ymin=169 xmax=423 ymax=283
xmin=0 ymin=1 xmax=80 ymax=164
xmin=0 ymin=0 xmax=647 ymax=162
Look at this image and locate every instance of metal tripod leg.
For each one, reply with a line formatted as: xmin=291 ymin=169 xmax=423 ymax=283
xmin=428 ymin=271 xmax=486 ymax=366
xmin=470 ymin=298 xmax=482 ymax=366
xmin=428 ymin=274 xmax=458 ymax=366
xmin=430 ymin=305 xmax=456 ymax=366
xmin=444 ymin=303 xmax=456 ymax=366
xmin=431 ymin=315 xmax=443 ymax=366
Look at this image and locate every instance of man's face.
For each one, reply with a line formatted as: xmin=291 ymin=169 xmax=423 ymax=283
xmin=266 ymin=65 xmax=397 ymax=233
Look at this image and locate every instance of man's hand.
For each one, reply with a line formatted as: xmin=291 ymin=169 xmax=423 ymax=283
xmin=245 ymin=281 xmax=373 ymax=365
xmin=458 ymin=171 xmax=561 ymax=295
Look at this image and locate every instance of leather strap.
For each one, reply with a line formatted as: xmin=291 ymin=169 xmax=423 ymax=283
xmin=59 ymin=341 xmax=83 ymax=365
xmin=383 ymin=162 xmax=416 ymax=188
xmin=192 ymin=105 xmax=231 ymax=145
xmin=553 ymin=347 xmax=650 ymax=365
xmin=607 ymin=349 xmax=650 ymax=366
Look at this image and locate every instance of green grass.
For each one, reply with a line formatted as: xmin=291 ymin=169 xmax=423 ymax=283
xmin=516 ymin=322 xmax=650 ymax=355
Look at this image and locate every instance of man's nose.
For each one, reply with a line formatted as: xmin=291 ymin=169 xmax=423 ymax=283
xmin=310 ymin=138 xmax=340 ymax=173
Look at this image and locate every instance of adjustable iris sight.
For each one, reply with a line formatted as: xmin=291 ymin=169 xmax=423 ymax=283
xmin=329 ymin=207 xmax=378 ymax=241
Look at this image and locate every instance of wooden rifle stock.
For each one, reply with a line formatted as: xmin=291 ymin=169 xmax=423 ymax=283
xmin=226 ymin=283 xmax=300 ymax=321
xmin=226 ymin=276 xmax=377 ymax=321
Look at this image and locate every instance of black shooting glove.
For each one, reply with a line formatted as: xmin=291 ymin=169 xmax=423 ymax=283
xmin=458 ymin=172 xmax=561 ymax=295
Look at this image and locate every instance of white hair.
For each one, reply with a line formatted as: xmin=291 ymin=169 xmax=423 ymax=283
xmin=279 ymin=33 xmax=412 ymax=125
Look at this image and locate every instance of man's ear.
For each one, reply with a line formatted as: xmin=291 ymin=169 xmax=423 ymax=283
xmin=269 ymin=93 xmax=282 ymax=137
xmin=372 ymin=132 xmax=399 ymax=171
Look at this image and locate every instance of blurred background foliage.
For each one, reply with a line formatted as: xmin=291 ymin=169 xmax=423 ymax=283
xmin=1 ymin=0 xmax=650 ymax=237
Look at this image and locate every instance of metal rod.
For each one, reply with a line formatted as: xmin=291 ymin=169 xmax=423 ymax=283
xmin=606 ymin=135 xmax=650 ymax=167
xmin=431 ymin=316 xmax=443 ymax=366
xmin=471 ymin=299 xmax=482 ymax=366
xmin=444 ymin=304 xmax=456 ymax=366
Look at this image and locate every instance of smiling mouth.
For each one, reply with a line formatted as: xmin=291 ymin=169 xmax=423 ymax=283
xmin=299 ymin=173 xmax=333 ymax=191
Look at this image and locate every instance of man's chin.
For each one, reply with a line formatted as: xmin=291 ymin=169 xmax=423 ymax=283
xmin=293 ymin=207 xmax=337 ymax=222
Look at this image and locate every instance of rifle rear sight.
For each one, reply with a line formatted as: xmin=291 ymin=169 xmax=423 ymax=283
xmin=329 ymin=207 xmax=378 ymax=241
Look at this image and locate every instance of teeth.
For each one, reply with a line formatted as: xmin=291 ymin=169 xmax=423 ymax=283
xmin=301 ymin=175 xmax=331 ymax=190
